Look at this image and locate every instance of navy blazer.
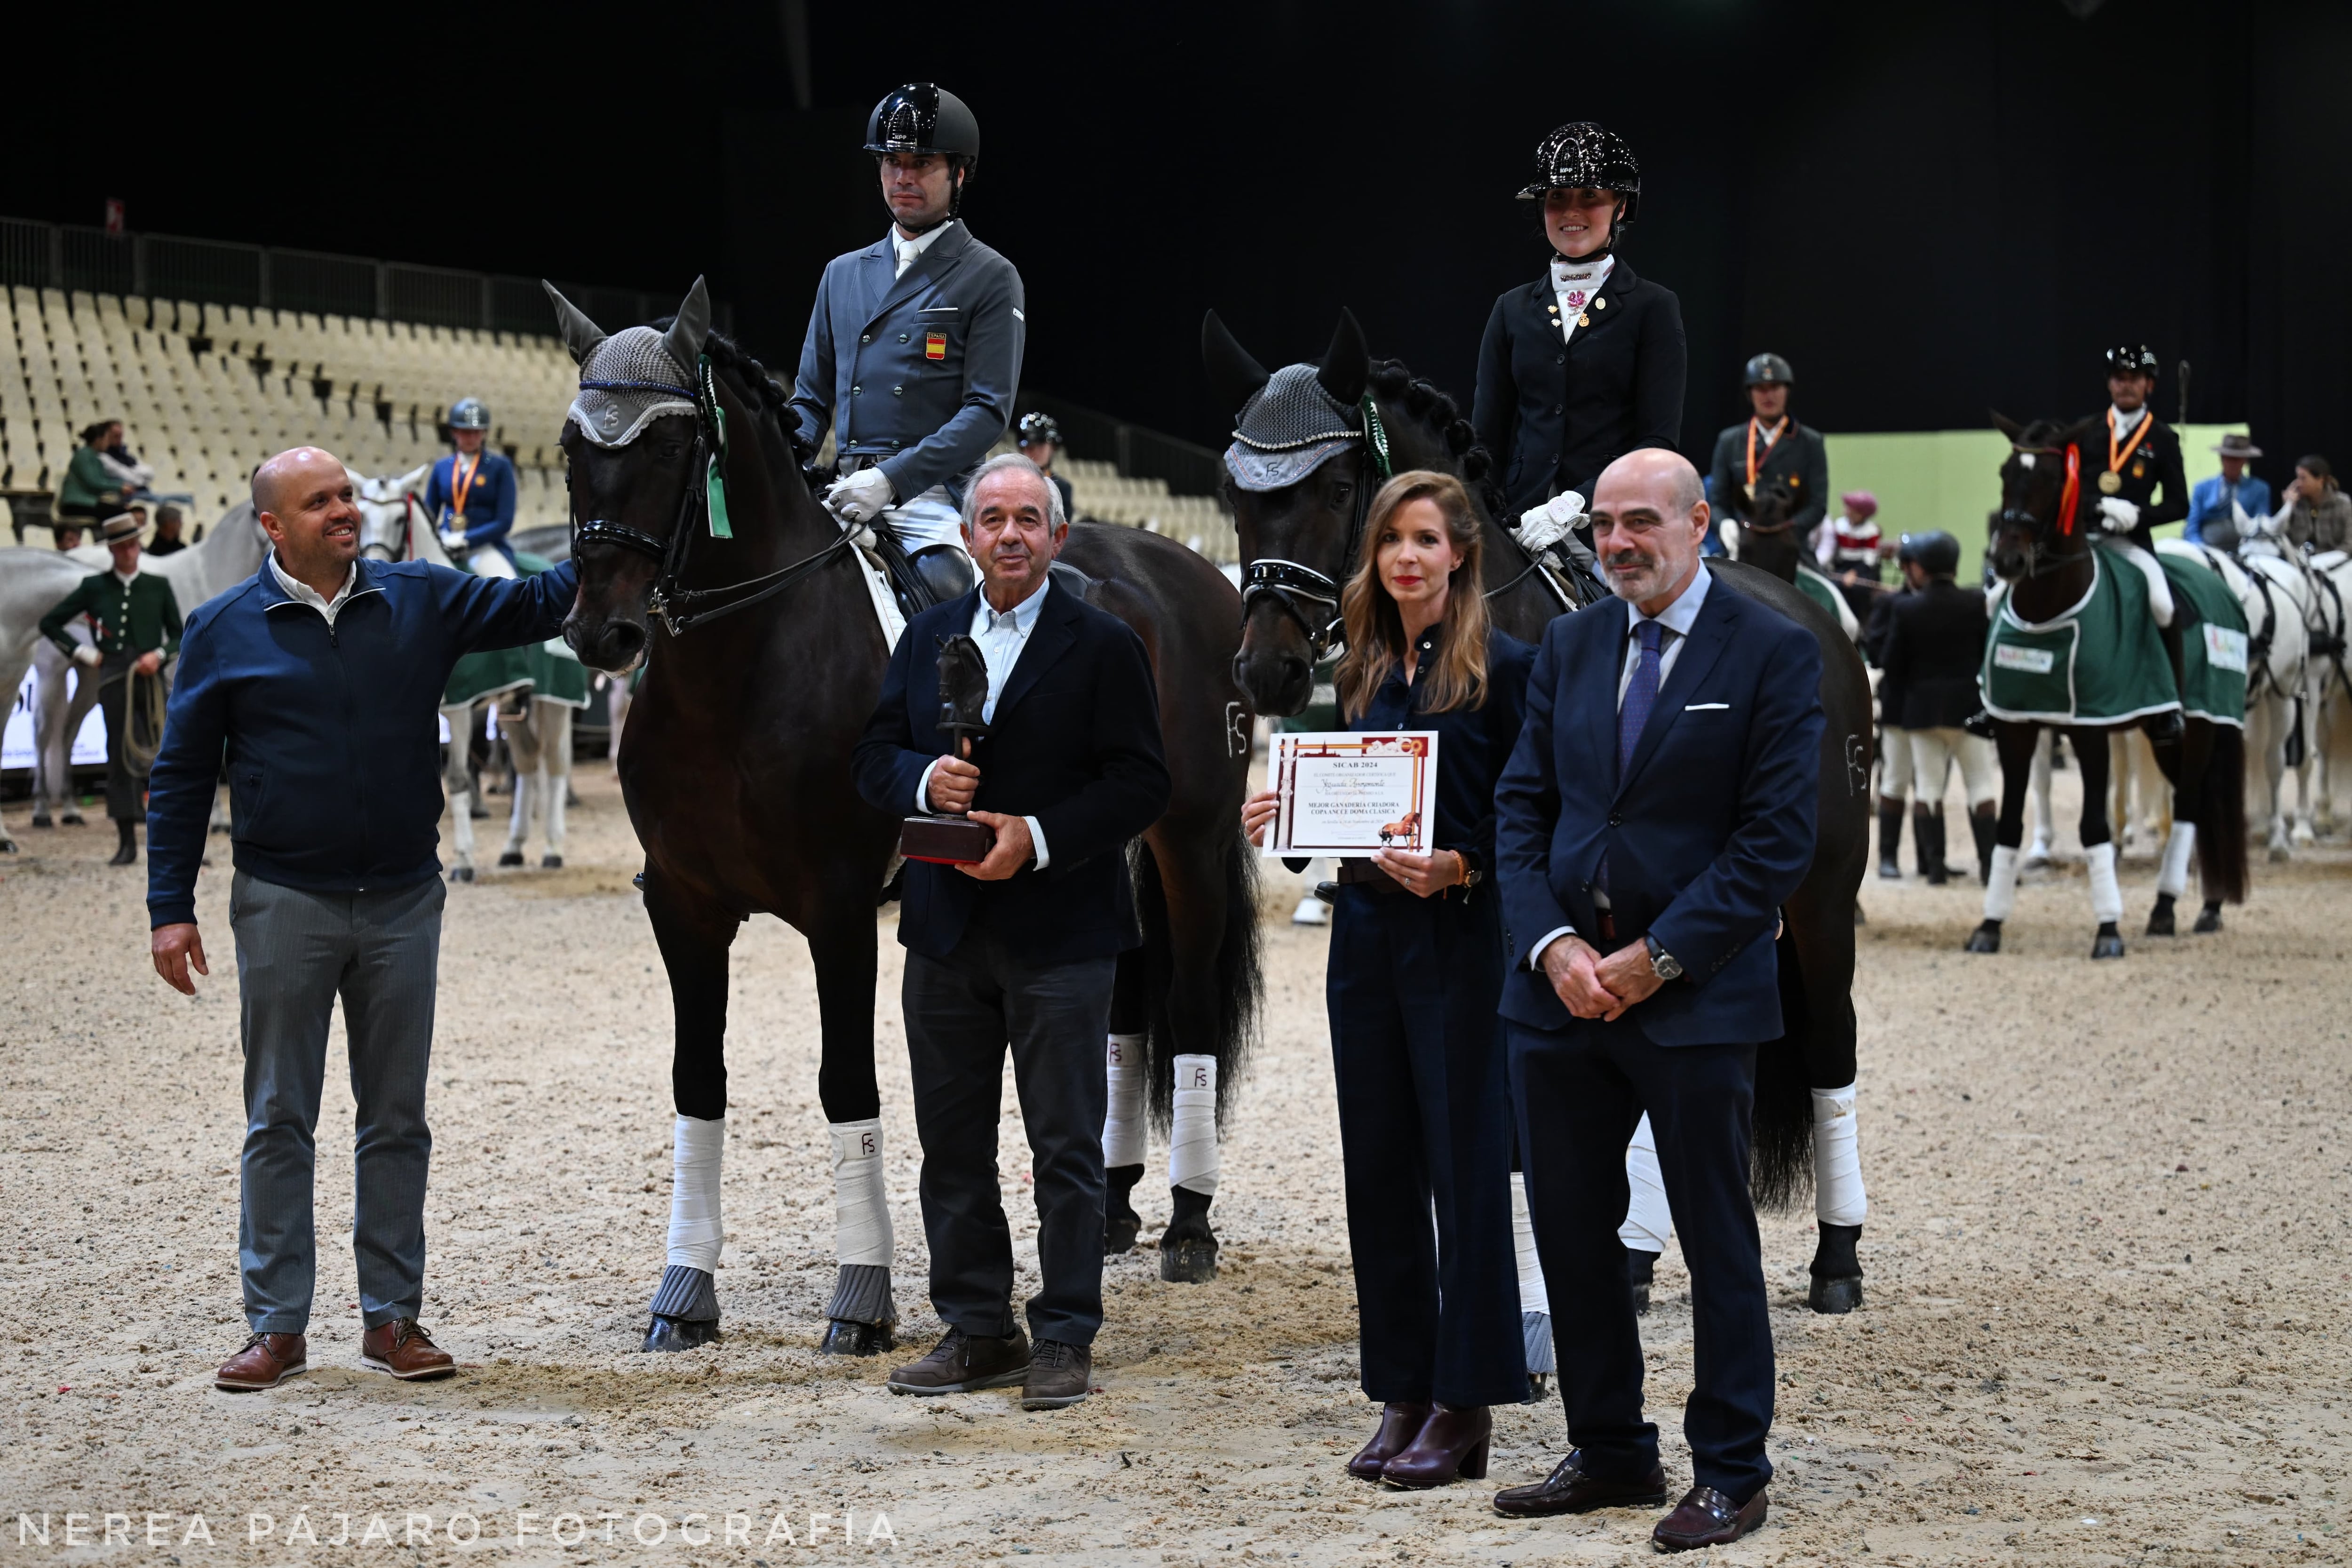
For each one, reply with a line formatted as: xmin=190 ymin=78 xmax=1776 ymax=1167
xmin=1494 ymin=573 xmax=1824 ymax=1044
xmin=1345 ymin=627 xmax=1536 ymax=876
xmin=789 ymin=221 xmax=1025 ymax=506
xmin=1471 ymin=255 xmax=1688 ymax=518
xmin=852 ymin=579 xmax=1171 ymax=964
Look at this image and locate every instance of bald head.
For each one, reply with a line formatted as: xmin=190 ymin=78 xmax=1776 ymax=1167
xmin=1589 ymin=448 xmax=1709 ymax=613
xmin=254 ymin=446 xmax=362 ymax=594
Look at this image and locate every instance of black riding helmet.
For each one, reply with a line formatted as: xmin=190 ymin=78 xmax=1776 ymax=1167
xmin=2105 ymin=344 xmax=2159 ymax=379
xmin=866 ymin=83 xmax=981 ymax=221
xmin=1898 ymin=530 xmax=1961 ymax=577
xmin=1516 ymin=121 xmax=1641 ymax=227
xmin=1016 ymin=411 xmax=1062 ymax=448
xmin=1744 ymin=353 xmax=1795 ymax=388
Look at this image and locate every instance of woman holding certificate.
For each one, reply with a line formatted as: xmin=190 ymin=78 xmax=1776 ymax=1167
xmin=1243 ymin=471 xmax=1535 ymax=1488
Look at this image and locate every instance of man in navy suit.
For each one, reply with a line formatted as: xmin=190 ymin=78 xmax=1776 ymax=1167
xmin=853 ymin=454 xmax=1169 ymax=1412
xmin=1490 ymin=448 xmax=1823 ymax=1551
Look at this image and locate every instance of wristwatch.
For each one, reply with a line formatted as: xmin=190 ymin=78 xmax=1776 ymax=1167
xmin=1644 ymin=934 xmax=1683 ymax=981
xmin=1454 ymin=849 xmax=1483 ymax=891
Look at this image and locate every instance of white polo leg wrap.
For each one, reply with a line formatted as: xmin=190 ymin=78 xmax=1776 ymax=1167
xmin=2028 ymin=732 xmax=2055 ymax=858
xmin=1811 ymin=1082 xmax=1867 ymax=1226
xmin=504 ymin=772 xmax=533 ymax=854
xmin=2157 ymin=821 xmax=2198 ymax=898
xmin=1983 ymin=844 xmax=2021 ymax=921
xmin=2086 ymin=840 xmax=2124 ymax=923
xmin=825 ymin=1117 xmax=892 ymax=1268
xmin=1510 ymin=1171 xmax=1550 ymax=1315
xmin=1618 ymin=1113 xmax=1672 ymax=1253
xmin=665 ymin=1114 xmax=725 ymax=1273
xmin=1102 ymin=1034 xmax=1147 ymax=1170
xmin=545 ymin=770 xmax=569 ymax=853
xmin=448 ymin=789 xmax=476 ymax=864
xmin=1168 ymin=1054 xmax=1219 ymax=1195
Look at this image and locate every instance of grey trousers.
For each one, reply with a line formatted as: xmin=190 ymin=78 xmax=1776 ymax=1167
xmin=903 ymin=927 xmax=1114 ymax=1348
xmin=229 ymin=872 xmax=444 ymax=1334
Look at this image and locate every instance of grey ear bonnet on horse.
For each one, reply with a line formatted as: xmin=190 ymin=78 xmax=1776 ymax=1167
xmin=544 ymin=277 xmax=712 ymax=450
xmin=1224 ymin=366 xmax=1363 ymax=493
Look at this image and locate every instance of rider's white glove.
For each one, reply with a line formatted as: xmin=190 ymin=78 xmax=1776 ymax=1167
xmin=2096 ymin=495 xmax=2141 ymax=533
xmin=1515 ymin=490 xmax=1587 ymax=553
xmin=439 ymin=526 xmax=469 ymax=554
xmin=72 ymin=644 xmax=101 ymax=669
xmin=823 ymin=466 xmax=896 ymax=525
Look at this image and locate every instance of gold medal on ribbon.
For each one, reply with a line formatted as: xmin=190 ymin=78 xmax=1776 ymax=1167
xmin=2104 ymin=407 xmax=2152 ymax=499
xmin=2096 ymin=470 xmax=2122 ymax=495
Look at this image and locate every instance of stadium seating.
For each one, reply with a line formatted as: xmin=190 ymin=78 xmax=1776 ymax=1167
xmin=0 ymin=286 xmax=1237 ymax=561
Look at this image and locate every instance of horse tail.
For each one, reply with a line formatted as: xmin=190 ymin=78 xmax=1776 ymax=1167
xmin=1751 ymin=922 xmax=1818 ymax=1210
xmin=2198 ymin=722 xmax=2250 ymax=904
xmin=1133 ymin=829 xmax=1263 ymax=1131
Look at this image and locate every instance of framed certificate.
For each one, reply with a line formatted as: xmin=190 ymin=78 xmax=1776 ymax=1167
xmin=1263 ymin=731 xmax=1440 ymax=857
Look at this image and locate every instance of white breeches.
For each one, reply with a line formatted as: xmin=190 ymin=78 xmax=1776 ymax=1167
xmin=468 ymin=545 xmax=518 ymax=580
xmin=1879 ymin=723 xmax=1914 ymax=802
xmin=882 ymin=485 xmax=966 ymax=555
xmin=1909 ymin=727 xmax=1998 ymax=810
xmin=2112 ymin=541 xmax=2176 ymax=628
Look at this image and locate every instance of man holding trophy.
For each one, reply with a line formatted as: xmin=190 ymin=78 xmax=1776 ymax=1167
xmin=851 ymin=454 xmax=1170 ymax=1411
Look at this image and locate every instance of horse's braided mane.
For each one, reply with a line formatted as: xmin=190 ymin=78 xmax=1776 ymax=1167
xmin=652 ymin=318 xmax=818 ymax=465
xmin=1365 ymin=359 xmax=1511 ymax=527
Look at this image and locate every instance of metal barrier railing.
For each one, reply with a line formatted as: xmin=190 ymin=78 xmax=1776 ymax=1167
xmin=0 ymin=215 xmax=728 ymax=337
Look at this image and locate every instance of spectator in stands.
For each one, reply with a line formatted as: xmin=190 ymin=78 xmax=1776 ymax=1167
xmin=59 ymin=420 xmax=137 ymax=528
xmin=51 ymin=523 xmax=86 ymax=551
xmin=2185 ymin=433 xmax=2270 ymax=552
xmin=426 ymin=398 xmax=518 ymax=577
xmin=147 ymin=504 xmax=189 ymax=557
xmin=2273 ymin=456 xmax=2352 ymax=555
xmin=1016 ymin=412 xmax=1078 ymax=522
xmin=1816 ymin=490 xmax=1885 ymax=620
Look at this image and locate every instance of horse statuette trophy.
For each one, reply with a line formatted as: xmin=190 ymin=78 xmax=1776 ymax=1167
xmin=898 ymin=634 xmax=998 ymax=864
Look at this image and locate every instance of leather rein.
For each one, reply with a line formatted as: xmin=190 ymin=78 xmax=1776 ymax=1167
xmin=571 ymin=359 xmax=852 ymax=638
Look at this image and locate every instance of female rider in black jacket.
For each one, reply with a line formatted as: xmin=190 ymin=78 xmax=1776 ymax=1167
xmin=1472 ymin=123 xmax=1688 ymax=527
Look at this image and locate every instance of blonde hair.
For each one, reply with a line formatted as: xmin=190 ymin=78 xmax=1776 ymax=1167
xmin=1334 ymin=470 xmax=1491 ymax=721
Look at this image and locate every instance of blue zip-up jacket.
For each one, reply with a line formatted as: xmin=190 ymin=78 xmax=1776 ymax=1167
xmin=144 ymin=554 xmax=579 ymax=928
xmin=425 ymin=450 xmax=520 ymax=560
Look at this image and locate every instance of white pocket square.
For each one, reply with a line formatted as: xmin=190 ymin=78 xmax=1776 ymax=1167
xmin=1685 ymin=701 xmax=1731 ymax=711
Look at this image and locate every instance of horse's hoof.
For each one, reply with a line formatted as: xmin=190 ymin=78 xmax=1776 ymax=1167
xmin=540 ymin=853 xmax=563 ymax=869
xmin=816 ymin=1318 xmax=897 ymax=1357
xmin=642 ymin=1314 xmax=720 ymax=1353
xmin=1159 ymin=1234 xmax=1220 ymax=1283
xmin=498 ymin=851 xmax=524 ymax=867
xmin=2146 ymin=906 xmax=2176 ymax=937
xmin=1523 ymin=1373 xmax=1550 ymax=1405
xmin=1963 ymin=922 xmax=2002 ymax=954
xmin=1104 ymin=1209 xmax=1141 ymax=1255
xmin=61 ymin=810 xmax=85 ymax=827
xmin=468 ymin=803 xmax=491 ymax=820
xmin=2193 ymin=903 xmax=2224 ymax=934
xmin=1809 ymin=1274 xmax=1865 ymax=1314
xmin=0 ymin=837 xmax=15 ymax=854
xmin=2091 ymin=924 xmax=2126 ymax=960
xmin=29 ymin=811 xmax=51 ymax=829
xmin=449 ymin=865 xmax=475 ymax=883
xmin=1876 ymin=860 xmax=1900 ymax=881
xmin=2270 ymin=842 xmax=2292 ymax=863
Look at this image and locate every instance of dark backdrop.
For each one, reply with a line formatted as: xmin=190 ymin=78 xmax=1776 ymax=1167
xmin=8 ymin=0 xmax=2347 ymax=490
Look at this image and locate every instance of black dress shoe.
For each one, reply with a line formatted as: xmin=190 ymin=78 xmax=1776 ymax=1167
xmin=1652 ymin=1484 xmax=1767 ymax=1551
xmin=1491 ymin=1451 xmax=1669 ymax=1518
xmin=1347 ymin=1402 xmax=1430 ymax=1480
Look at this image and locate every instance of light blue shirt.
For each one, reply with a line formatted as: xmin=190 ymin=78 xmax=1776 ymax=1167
xmin=913 ymin=575 xmax=1055 ymax=868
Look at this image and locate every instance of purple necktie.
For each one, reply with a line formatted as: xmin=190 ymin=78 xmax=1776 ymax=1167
xmin=1599 ymin=620 xmax=1665 ymax=901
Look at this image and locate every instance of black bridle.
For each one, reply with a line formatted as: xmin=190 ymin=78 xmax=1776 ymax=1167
xmin=1993 ymin=441 xmax=2096 ymax=583
xmin=1238 ymin=402 xmax=1392 ymax=660
xmin=571 ymin=358 xmax=853 ymax=637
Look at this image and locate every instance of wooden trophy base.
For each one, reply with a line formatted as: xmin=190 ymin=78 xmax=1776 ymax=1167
xmin=899 ymin=814 xmax=996 ymax=865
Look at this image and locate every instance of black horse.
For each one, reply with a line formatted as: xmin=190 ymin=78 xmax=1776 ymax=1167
xmin=1204 ymin=309 xmax=1876 ymax=1308
xmin=554 ymin=281 xmax=1260 ymax=1356
xmin=1967 ymin=415 xmax=2247 ymax=957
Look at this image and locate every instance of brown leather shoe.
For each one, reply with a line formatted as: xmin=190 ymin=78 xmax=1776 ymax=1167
xmin=361 ymin=1319 xmax=456 ymax=1380
xmin=1380 ymin=1402 xmax=1491 ymax=1488
xmin=1491 ymin=1451 xmax=1669 ymax=1517
xmin=885 ymin=1326 xmax=1031 ymax=1395
xmin=1652 ymin=1484 xmax=1767 ymax=1551
xmin=215 ymin=1332 xmax=308 ymax=1392
xmin=1346 ymin=1402 xmax=1430 ymax=1480
xmin=1019 ymin=1338 xmax=1093 ymax=1410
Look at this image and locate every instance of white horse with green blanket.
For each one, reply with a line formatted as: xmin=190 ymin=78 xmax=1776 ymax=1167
xmin=354 ymin=468 xmax=587 ymax=876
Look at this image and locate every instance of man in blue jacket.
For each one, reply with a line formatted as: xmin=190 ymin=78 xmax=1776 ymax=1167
xmin=792 ymin=83 xmax=1023 ymax=603
xmin=144 ymin=446 xmax=579 ymax=1394
xmin=1491 ymin=448 xmax=1822 ymax=1551
xmin=2184 ymin=432 xmax=2272 ymax=552
xmin=852 ymin=454 xmax=1168 ymax=1412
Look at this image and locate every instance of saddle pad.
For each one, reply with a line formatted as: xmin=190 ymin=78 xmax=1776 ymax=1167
xmin=1794 ymin=561 xmax=1862 ymax=642
xmin=2157 ymin=549 xmax=2249 ymax=727
xmin=1980 ymin=548 xmax=2180 ymax=725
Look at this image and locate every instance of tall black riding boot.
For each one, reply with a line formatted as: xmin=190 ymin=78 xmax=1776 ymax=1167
xmin=1876 ymin=800 xmax=1906 ymax=880
xmin=108 ymin=819 xmax=138 ymax=867
xmin=1915 ymin=809 xmax=1949 ymax=886
xmin=1969 ymin=807 xmax=1998 ymax=886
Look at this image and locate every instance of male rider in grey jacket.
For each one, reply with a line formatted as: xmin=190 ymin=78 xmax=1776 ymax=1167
xmin=790 ymin=83 xmax=1025 ymax=598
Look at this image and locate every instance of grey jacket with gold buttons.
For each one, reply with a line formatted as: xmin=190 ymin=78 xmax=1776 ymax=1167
xmin=789 ymin=221 xmax=1026 ymax=505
